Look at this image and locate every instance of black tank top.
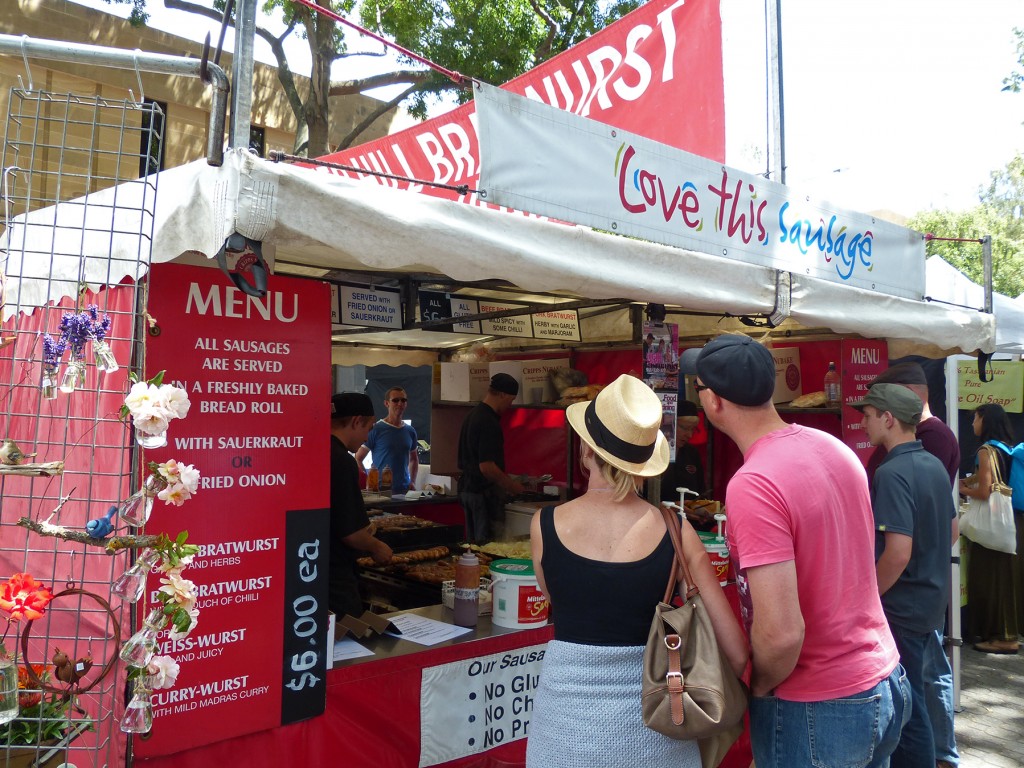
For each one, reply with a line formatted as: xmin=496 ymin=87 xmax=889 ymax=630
xmin=539 ymin=505 xmax=676 ymax=646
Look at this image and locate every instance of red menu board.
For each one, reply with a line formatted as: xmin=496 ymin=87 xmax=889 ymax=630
xmin=136 ymin=263 xmax=331 ymax=756
xmin=840 ymin=339 xmax=888 ymax=464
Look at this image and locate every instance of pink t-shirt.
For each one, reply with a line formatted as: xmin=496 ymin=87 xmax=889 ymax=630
xmin=727 ymin=424 xmax=898 ymax=702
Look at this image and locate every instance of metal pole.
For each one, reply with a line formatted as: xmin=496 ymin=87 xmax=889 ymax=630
xmin=230 ymin=0 xmax=257 ymax=150
xmin=982 ymin=235 xmax=993 ymax=313
xmin=768 ymin=0 xmax=786 ymax=184
xmin=0 ymin=33 xmax=228 ymax=166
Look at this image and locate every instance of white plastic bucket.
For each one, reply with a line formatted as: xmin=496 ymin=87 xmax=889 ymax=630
xmin=490 ymin=559 xmax=549 ymax=629
xmin=698 ymin=532 xmax=731 ymax=586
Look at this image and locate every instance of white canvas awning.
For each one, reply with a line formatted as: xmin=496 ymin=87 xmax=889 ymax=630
xmin=1 ymin=149 xmax=995 ymax=357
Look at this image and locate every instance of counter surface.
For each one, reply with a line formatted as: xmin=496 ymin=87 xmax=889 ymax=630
xmin=334 ymin=603 xmax=537 ymax=669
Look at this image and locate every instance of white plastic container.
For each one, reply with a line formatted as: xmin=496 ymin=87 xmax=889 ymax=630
xmin=490 ymin=559 xmax=549 ymax=629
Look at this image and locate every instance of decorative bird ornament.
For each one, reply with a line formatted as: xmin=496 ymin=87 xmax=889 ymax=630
xmin=85 ymin=505 xmax=118 ymax=538
xmin=0 ymin=439 xmax=37 ymax=465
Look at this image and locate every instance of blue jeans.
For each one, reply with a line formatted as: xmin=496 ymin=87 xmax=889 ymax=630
xmin=749 ymin=665 xmax=910 ymax=768
xmin=922 ymin=629 xmax=959 ymax=765
xmin=890 ymin=625 xmax=948 ymax=768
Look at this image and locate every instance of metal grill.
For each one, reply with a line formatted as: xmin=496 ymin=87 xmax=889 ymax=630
xmin=0 ymin=88 xmax=161 ymax=768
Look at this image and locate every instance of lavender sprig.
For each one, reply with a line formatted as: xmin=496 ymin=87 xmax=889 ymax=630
xmin=41 ymin=333 xmax=66 ymax=368
xmin=58 ymin=311 xmax=93 ymax=358
xmin=86 ymin=304 xmax=112 ymax=343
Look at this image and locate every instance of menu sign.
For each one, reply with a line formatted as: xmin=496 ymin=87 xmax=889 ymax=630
xmin=138 ymin=263 xmax=331 ymax=755
xmin=840 ymin=339 xmax=888 ymax=463
xmin=417 ymin=290 xmax=581 ymax=340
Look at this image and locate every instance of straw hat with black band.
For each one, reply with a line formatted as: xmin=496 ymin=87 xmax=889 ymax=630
xmin=565 ymin=374 xmax=670 ymax=477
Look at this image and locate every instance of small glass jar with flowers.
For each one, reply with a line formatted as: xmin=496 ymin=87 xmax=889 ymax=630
xmin=120 ymin=371 xmax=191 ymax=450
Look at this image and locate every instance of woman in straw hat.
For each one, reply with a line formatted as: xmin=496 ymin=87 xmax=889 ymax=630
xmin=525 ymin=375 xmax=748 ymax=768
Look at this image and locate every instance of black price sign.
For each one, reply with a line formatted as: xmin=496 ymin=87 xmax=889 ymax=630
xmin=280 ymin=507 xmax=331 ymax=724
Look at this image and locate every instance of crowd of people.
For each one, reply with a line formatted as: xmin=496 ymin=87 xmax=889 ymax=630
xmin=326 ymin=336 xmax=1022 ymax=768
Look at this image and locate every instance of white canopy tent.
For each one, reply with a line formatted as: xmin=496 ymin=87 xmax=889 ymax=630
xmin=1 ymin=149 xmax=996 ymax=358
xmin=924 ymin=256 xmax=1024 ymax=356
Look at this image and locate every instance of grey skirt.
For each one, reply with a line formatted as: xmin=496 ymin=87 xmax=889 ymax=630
xmin=525 ymin=640 xmax=701 ymax=768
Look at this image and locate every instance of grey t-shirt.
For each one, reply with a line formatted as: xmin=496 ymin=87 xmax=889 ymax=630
xmin=871 ymin=441 xmax=955 ymax=633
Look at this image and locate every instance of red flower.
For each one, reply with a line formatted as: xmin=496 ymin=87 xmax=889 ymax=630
xmin=17 ymin=664 xmax=47 ymax=708
xmin=0 ymin=573 xmax=53 ymax=621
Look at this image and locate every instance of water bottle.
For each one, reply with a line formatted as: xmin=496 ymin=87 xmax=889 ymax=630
xmin=824 ymin=361 xmax=841 ymax=408
xmin=453 ymin=552 xmax=480 ymax=627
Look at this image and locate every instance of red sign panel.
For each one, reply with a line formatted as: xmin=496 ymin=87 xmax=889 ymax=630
xmin=840 ymin=339 xmax=888 ymax=464
xmin=315 ymin=0 xmax=724 ymax=202
xmin=137 ymin=263 xmax=331 ymax=756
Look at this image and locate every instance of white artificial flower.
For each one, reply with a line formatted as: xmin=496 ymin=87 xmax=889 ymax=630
xmin=133 ymin=407 xmax=169 ymax=436
xmin=124 ymin=381 xmax=157 ymax=415
xmin=158 ymin=482 xmax=192 ymax=506
xmin=155 ymin=554 xmax=194 ymax=574
xmin=157 ymin=459 xmax=181 ymax=484
xmin=158 ymin=572 xmax=198 ymax=608
xmin=176 ymin=463 xmax=200 ymax=494
xmin=161 ymin=386 xmax=191 ymax=420
xmin=146 ymin=655 xmax=181 ymax=690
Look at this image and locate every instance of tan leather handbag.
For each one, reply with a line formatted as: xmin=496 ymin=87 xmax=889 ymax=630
xmin=641 ymin=506 xmax=748 ymax=767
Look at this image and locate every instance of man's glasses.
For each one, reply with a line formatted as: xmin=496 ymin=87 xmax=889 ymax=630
xmin=390 ymin=397 xmax=408 ymax=403
xmin=693 ymin=383 xmax=712 ymax=394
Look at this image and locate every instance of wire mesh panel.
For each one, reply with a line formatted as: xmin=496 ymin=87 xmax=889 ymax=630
xmin=0 ymin=89 xmax=161 ymax=768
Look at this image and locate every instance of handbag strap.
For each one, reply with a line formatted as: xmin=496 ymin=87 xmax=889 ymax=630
xmin=982 ymin=444 xmax=1008 ymax=487
xmin=660 ymin=505 xmax=700 ymax=603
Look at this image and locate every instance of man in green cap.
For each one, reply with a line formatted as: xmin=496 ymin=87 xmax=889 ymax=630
xmin=853 ymin=382 xmax=959 ymax=768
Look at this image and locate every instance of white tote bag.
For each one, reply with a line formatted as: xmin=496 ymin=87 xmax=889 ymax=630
xmin=960 ymin=446 xmax=1017 ymax=554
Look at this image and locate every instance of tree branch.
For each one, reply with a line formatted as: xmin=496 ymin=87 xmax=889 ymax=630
xmin=329 ymin=69 xmax=432 ymax=97
xmin=17 ymin=518 xmax=163 ymax=553
xmin=530 ymin=0 xmax=560 ymax=61
xmin=0 ymin=461 xmax=64 ymax=477
xmin=336 ymin=82 xmax=421 ymax=150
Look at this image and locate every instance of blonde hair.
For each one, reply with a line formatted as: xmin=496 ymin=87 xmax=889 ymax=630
xmin=582 ymin=443 xmax=641 ymax=502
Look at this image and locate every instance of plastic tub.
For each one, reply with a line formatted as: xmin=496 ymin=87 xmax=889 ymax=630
xmin=489 ymin=559 xmax=549 ymax=629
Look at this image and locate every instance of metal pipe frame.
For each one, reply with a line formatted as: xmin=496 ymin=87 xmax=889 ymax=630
xmin=0 ymin=33 xmax=229 ymax=166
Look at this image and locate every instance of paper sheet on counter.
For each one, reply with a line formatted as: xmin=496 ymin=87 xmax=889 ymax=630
xmin=334 ymin=636 xmax=375 ymax=662
xmin=385 ymin=613 xmax=472 ymax=646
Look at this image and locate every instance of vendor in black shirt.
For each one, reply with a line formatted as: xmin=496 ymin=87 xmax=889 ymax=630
xmin=457 ymin=373 xmax=526 ymax=543
xmin=329 ymin=392 xmax=393 ymax=618
xmin=659 ymin=400 xmax=712 ymax=527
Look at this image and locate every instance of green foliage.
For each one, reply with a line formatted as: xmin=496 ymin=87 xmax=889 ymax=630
xmin=0 ymin=694 xmax=73 ymax=746
xmin=1003 ymin=26 xmax=1024 ymax=93
xmin=907 ymin=155 xmax=1024 ymax=298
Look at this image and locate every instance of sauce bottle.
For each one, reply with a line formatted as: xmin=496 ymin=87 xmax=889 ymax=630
xmin=367 ymin=464 xmax=379 ymax=493
xmin=453 ymin=551 xmax=480 ymax=627
xmin=824 ymin=361 xmax=841 ymax=408
xmin=381 ymin=465 xmax=393 ymax=493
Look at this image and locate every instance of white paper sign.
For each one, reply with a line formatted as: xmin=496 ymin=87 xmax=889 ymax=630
xmin=339 ymin=285 xmax=402 ymax=329
xmin=418 ymin=643 xmax=548 ymax=767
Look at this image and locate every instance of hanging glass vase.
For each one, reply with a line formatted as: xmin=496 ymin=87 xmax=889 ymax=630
xmin=120 ymin=675 xmax=155 ymax=734
xmin=40 ymin=364 xmax=59 ymax=400
xmin=93 ymin=339 xmax=119 ymax=374
xmin=119 ymin=607 xmax=169 ymax=669
xmin=134 ymin=426 xmax=168 ymax=450
xmin=111 ymin=548 xmax=161 ymax=603
xmin=59 ymin=353 xmax=86 ymax=394
xmin=0 ymin=657 xmax=18 ymax=726
xmin=119 ymin=474 xmax=168 ymax=528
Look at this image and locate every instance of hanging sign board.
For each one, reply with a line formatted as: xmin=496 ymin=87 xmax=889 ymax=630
xmin=529 ymin=309 xmax=581 ymax=342
xmin=138 ymin=263 xmax=332 ymax=756
xmin=418 ymin=290 xmax=581 ymax=341
xmin=476 ymin=83 xmax=925 ymax=301
xmin=957 ymin=359 xmax=1023 ymax=413
xmin=333 ymin=284 xmax=402 ymax=329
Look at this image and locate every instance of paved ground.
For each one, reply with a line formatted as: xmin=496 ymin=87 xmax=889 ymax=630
xmin=955 ymin=644 xmax=1024 ymax=767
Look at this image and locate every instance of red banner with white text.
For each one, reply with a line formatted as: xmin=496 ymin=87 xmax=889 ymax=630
xmin=317 ymin=0 xmax=723 ymax=205
xmin=136 ymin=263 xmax=331 ymax=757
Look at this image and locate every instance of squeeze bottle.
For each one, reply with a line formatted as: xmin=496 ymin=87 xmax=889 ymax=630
xmin=453 ymin=552 xmax=481 ymax=627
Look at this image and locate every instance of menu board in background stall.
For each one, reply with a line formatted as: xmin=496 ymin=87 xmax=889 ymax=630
xmin=840 ymin=339 xmax=888 ymax=464
xmin=137 ymin=263 xmax=331 ymax=756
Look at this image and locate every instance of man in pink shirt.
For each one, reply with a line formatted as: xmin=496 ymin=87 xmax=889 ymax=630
xmin=681 ymin=335 xmax=910 ymax=767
